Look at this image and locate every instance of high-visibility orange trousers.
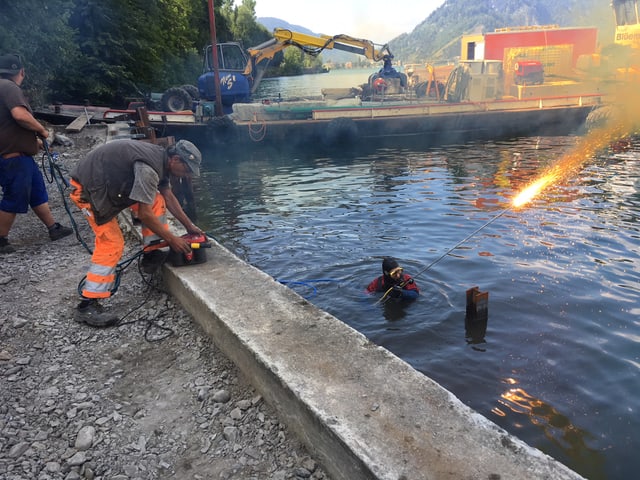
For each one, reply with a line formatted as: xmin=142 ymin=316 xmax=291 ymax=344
xmin=70 ymin=179 xmax=168 ymax=299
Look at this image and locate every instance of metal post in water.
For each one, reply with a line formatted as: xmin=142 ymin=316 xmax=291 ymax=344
xmin=465 ymin=286 xmax=489 ymax=344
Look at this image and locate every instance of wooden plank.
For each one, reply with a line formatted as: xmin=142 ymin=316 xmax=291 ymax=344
xmin=148 ymin=113 xmax=196 ymax=123
xmin=65 ymin=113 xmax=89 ymax=132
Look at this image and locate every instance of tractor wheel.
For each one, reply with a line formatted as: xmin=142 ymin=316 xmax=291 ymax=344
xmin=181 ymin=84 xmax=200 ymax=101
xmin=585 ymin=105 xmax=618 ymax=132
xmin=160 ymin=87 xmax=192 ymax=112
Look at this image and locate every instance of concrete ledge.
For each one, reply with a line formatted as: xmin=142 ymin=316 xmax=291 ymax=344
xmin=163 ymin=239 xmax=585 ymax=480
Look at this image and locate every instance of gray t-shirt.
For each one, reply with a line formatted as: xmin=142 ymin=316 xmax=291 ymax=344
xmin=129 ymin=161 xmax=159 ymax=204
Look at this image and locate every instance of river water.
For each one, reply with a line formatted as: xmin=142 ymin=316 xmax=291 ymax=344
xmin=193 ymin=72 xmax=639 ymax=480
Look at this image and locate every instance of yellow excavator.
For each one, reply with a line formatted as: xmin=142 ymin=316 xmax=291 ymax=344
xmin=160 ymin=28 xmax=407 ymax=113
xmin=246 ymin=28 xmax=393 ymax=78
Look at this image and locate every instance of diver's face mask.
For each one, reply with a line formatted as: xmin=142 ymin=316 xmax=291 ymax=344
xmin=386 ymin=266 xmax=403 ymax=281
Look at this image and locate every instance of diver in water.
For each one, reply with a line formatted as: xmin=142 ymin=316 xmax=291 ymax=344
xmin=366 ymin=257 xmax=419 ymax=300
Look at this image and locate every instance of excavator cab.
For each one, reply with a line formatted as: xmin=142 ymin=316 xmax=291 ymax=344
xmin=613 ymin=0 xmax=640 ymax=29
xmin=198 ymin=43 xmax=253 ymax=111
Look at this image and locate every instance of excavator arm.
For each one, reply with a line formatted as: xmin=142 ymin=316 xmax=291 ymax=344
xmin=243 ymin=28 xmax=395 ymax=92
xmin=270 ymin=28 xmax=393 ymax=61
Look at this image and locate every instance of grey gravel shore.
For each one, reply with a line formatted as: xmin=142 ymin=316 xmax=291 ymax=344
xmin=0 ymin=127 xmax=329 ymax=480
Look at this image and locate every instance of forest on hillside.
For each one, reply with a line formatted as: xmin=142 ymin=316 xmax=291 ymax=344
xmin=0 ymin=0 xmax=619 ymax=106
xmin=0 ymin=0 xmax=272 ymax=106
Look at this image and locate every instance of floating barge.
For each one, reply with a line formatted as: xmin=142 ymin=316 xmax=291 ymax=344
xmin=36 ymin=24 xmax=606 ymax=151
xmin=144 ymin=93 xmax=602 ymax=150
xmin=36 ymin=91 xmax=602 ymax=151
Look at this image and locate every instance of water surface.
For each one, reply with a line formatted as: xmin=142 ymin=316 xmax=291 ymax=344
xmin=195 ymin=133 xmax=639 ymax=480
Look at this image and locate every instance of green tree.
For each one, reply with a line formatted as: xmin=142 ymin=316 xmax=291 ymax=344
xmin=0 ymin=0 xmax=249 ymax=105
xmin=302 ymin=52 xmax=324 ymax=72
xmin=0 ymin=0 xmax=77 ymax=105
xmin=50 ymin=0 xmax=210 ymax=104
xmin=278 ymin=48 xmax=304 ymax=76
xmin=55 ymin=0 xmax=164 ymax=103
xmin=222 ymin=0 xmax=271 ymax=47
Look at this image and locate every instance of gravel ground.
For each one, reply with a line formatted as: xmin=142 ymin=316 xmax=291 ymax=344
xmin=0 ymin=126 xmax=329 ymax=480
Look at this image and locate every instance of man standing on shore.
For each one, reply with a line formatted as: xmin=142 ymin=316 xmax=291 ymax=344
xmin=0 ymin=53 xmax=72 ymax=253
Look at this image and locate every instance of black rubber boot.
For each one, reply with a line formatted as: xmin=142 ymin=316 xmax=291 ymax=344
xmin=141 ymin=249 xmax=169 ymax=274
xmin=49 ymin=223 xmax=73 ymax=241
xmin=0 ymin=236 xmax=15 ymax=254
xmin=74 ymin=299 xmax=119 ymax=327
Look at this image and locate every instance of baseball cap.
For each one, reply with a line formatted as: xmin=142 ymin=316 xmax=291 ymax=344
xmin=172 ymin=140 xmax=202 ymax=177
xmin=0 ymin=54 xmax=23 ymax=75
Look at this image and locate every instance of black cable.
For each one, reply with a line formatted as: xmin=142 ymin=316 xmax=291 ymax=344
xmin=41 ymin=141 xmax=93 ymax=254
xmin=116 ymin=276 xmax=175 ymax=342
xmin=410 ymin=207 xmax=511 ymax=281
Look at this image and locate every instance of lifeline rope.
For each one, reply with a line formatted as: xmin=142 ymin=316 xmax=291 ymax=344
xmin=248 ymin=113 xmax=267 ymax=142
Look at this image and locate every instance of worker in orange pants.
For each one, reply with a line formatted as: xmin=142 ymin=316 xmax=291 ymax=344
xmin=70 ymin=139 xmax=204 ymax=327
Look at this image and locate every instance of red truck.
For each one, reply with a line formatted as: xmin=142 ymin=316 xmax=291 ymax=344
xmin=514 ymin=60 xmax=544 ymax=85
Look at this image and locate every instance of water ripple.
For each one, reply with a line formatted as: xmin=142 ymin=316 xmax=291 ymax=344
xmin=196 ymin=135 xmax=640 ymax=480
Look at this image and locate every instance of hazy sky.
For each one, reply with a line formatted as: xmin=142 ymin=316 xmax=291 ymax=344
xmin=241 ymin=0 xmax=447 ymax=41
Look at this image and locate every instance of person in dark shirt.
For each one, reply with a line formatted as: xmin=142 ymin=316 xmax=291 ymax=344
xmin=366 ymin=257 xmax=419 ymax=301
xmin=0 ymin=53 xmax=72 ymax=253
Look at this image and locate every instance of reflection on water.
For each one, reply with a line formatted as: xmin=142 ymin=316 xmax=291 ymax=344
xmin=195 ymin=135 xmax=640 ymax=480
xmin=494 ymin=378 xmax=606 ymax=479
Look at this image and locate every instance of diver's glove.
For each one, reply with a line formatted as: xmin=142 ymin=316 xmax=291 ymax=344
xmin=390 ymin=286 xmax=403 ymax=298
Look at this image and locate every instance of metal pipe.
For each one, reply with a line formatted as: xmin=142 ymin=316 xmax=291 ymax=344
xmin=207 ymin=0 xmax=223 ymax=117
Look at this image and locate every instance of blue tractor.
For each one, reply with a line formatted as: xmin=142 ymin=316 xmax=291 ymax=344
xmin=160 ymin=42 xmax=257 ymax=114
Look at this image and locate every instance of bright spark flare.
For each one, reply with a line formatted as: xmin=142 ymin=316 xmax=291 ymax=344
xmin=511 ymin=173 xmax=559 ymax=208
xmin=510 ymin=118 xmax=632 ymax=209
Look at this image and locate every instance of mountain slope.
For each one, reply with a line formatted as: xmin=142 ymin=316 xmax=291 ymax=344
xmin=260 ymin=0 xmax=617 ymax=65
xmin=390 ymin=0 xmax=614 ymax=62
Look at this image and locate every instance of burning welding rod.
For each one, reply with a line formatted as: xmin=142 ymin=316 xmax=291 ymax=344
xmin=415 ymin=207 xmax=511 ymax=278
xmin=376 ymin=207 xmax=512 ymax=304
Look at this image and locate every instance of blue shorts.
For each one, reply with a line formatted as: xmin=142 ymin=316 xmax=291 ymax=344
xmin=0 ymin=154 xmax=49 ymax=214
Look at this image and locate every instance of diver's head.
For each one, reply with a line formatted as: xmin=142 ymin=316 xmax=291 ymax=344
xmin=382 ymin=257 xmax=403 ymax=282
